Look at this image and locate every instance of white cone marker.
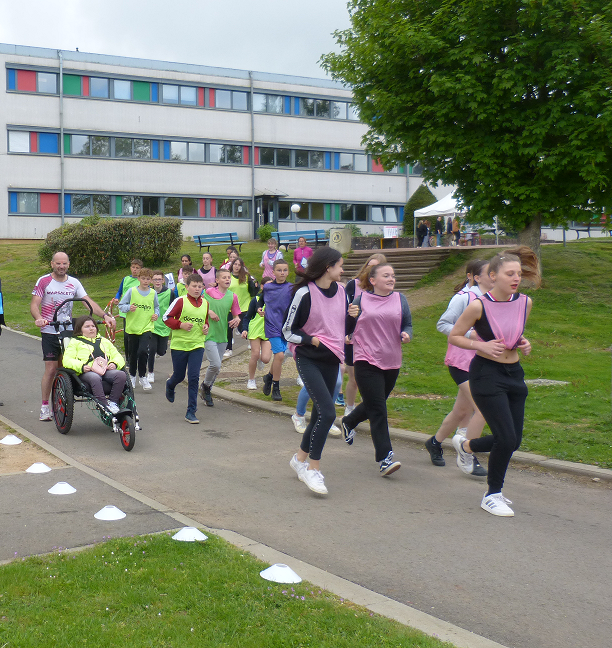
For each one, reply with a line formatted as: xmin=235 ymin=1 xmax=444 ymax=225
xmin=0 ymin=434 xmax=22 ymax=445
xmin=260 ymin=563 xmax=302 ymax=584
xmin=26 ymin=462 xmax=52 ymax=473
xmin=172 ymin=527 xmax=208 ymax=542
xmin=48 ymin=481 xmax=77 ymax=495
xmin=94 ymin=505 xmax=126 ymax=521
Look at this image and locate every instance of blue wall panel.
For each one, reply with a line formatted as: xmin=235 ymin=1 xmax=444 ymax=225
xmin=39 ymin=133 xmax=59 ymax=154
xmin=9 ymin=192 xmax=17 ymax=213
xmin=64 ymin=194 xmax=72 ymax=215
xmin=7 ymin=69 xmax=16 ymax=90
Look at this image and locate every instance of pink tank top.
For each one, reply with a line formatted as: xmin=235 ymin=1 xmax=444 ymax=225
xmin=292 ymin=283 xmax=346 ymax=363
xmin=444 ymin=291 xmax=477 ymax=372
xmin=479 ymin=293 xmax=528 ymax=349
xmin=352 ymin=291 xmax=402 ymax=370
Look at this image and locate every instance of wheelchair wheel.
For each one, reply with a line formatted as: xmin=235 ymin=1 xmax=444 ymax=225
xmin=52 ymin=370 xmax=74 ymax=434
xmin=118 ymin=414 xmax=135 ymax=452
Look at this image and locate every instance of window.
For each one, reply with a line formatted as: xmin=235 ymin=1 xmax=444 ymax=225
xmin=208 ymin=144 xmax=222 ymax=163
xmin=310 ymin=151 xmax=324 ymax=169
xmin=278 ymin=202 xmax=292 ymax=220
xmin=354 ymin=153 xmax=368 ymax=172
xmin=90 ymin=77 xmax=109 ymax=98
xmin=123 ymin=196 xmax=141 ymax=216
xmin=224 ymin=145 xmax=242 ymax=164
xmin=164 ymin=197 xmax=181 ymax=216
xmin=295 ymin=150 xmax=309 ymax=168
xmin=142 ymin=196 xmax=159 ymax=215
xmin=93 ymin=194 xmax=110 ymax=215
xmin=371 ymin=207 xmax=384 ymax=222
xmin=300 ymin=98 xmax=315 ymax=116
xmin=339 ymin=153 xmax=367 ymax=171
xmin=134 ymin=139 xmax=152 ymax=159
xmin=233 ymin=91 xmax=248 ymax=111
xmin=254 ymin=93 xmax=283 ymax=113
xmin=311 ymin=203 xmax=325 ymax=220
xmin=18 ymin=193 xmax=38 ymax=213
xmin=216 ymin=90 xmax=232 ymax=109
xmin=180 ymin=86 xmax=197 ymax=105
xmin=348 ymin=104 xmax=360 ymax=120
xmin=236 ymin=200 xmax=250 ymax=219
xmin=115 ymin=138 xmax=132 ymax=157
xmin=340 ymin=204 xmax=354 ymax=221
xmin=162 ymin=84 xmax=179 ymax=104
xmin=331 ymin=101 xmax=347 ymax=119
xmin=72 ymin=194 xmax=91 ymax=215
xmin=355 ymin=204 xmax=367 ymax=221
xmin=72 ymin=135 xmax=90 ymax=156
xmin=8 ymin=131 xmax=29 ymax=152
xmin=113 ymin=79 xmax=131 ymax=100
xmin=170 ymin=141 xmax=187 ymax=161
xmin=267 ymin=95 xmax=283 ymax=114
xmin=275 ymin=149 xmax=291 ymax=167
xmin=91 ymin=136 xmax=110 ymax=157
xmin=339 ymin=153 xmax=354 ymax=171
xmin=385 ymin=207 xmax=398 ymax=222
xmin=183 ymin=198 xmax=198 ymax=217
xmin=217 ymin=199 xmax=233 ymax=218
xmin=253 ymin=93 xmax=267 ymax=112
xmin=259 ymin=147 xmax=275 ymax=166
xmin=315 ymin=99 xmax=330 ymax=118
xmin=410 ymin=162 xmax=424 ymax=175
xmin=38 ymin=72 xmax=57 ymax=94
xmin=189 ymin=142 xmax=205 ymax=162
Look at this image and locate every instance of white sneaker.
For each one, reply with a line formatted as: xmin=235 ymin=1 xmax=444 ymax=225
xmin=247 ymin=342 xmax=251 ymax=350
xmin=257 ymin=360 xmax=266 ymax=372
xmin=296 ymin=375 xmax=304 ymax=387
xmin=452 ymin=433 xmax=474 ymax=474
xmin=481 ymin=492 xmax=514 ymax=517
xmin=223 ymin=349 xmax=233 ymax=358
xmin=130 ymin=375 xmax=136 ymax=388
xmin=147 ymin=372 xmax=155 ymax=384
xmin=139 ymin=376 xmax=152 ymax=391
xmin=292 ymin=414 xmax=306 ymax=434
xmin=107 ymin=402 xmax=121 ymax=415
xmin=302 ymin=467 xmax=328 ymax=495
xmin=344 ymin=404 xmax=356 ymax=416
xmin=247 ymin=379 xmax=257 ymax=390
xmin=328 ymin=423 xmax=341 ymax=438
xmin=290 ymin=453 xmax=309 ymax=481
xmin=39 ymin=404 xmax=52 ymax=421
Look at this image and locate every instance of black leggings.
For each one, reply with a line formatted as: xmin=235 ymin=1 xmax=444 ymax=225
xmin=225 ymin=312 xmax=246 ymax=351
xmin=468 ymin=356 xmax=528 ymax=494
xmin=295 ymin=353 xmax=339 ymax=461
xmin=147 ymin=333 xmax=168 ymax=372
xmin=127 ymin=332 xmax=152 ymax=378
xmin=344 ymin=361 xmax=399 ymax=462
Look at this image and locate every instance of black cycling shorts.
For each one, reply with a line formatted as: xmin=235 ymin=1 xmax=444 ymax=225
xmin=41 ymin=333 xmax=62 ymax=361
xmin=448 ymin=365 xmax=470 ymax=386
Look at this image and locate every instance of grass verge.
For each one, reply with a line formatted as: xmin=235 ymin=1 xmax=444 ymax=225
xmin=0 ymin=533 xmax=451 ymax=648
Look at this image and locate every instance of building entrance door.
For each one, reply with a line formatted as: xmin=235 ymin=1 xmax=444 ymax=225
xmin=255 ymin=197 xmax=278 ymax=237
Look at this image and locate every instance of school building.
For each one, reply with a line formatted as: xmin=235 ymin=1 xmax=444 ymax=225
xmin=0 ymin=42 xmax=453 ymax=241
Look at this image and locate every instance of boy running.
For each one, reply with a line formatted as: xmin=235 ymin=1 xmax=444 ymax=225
xmin=146 ymin=271 xmax=172 ymax=383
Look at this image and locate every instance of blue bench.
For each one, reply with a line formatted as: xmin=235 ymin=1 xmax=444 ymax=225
xmin=193 ymin=232 xmax=246 ymax=252
xmin=274 ymin=229 xmax=328 ymax=251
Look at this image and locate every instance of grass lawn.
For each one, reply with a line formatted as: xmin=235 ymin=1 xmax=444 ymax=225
xmin=1 ymin=237 xmax=611 ymax=466
xmin=0 ymin=533 xmax=450 ymax=648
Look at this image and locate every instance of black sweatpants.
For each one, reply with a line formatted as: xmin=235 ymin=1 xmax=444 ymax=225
xmin=295 ymin=352 xmax=339 ymax=461
xmin=127 ymin=331 xmax=152 ymax=378
xmin=468 ymin=355 xmax=528 ymax=494
xmin=344 ymin=360 xmax=399 ymax=462
xmin=147 ymin=333 xmax=168 ymax=372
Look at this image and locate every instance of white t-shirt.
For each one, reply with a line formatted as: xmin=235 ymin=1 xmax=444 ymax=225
xmin=32 ymin=274 xmax=87 ymax=334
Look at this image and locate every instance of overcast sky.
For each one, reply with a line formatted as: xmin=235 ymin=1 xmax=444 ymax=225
xmin=1 ymin=0 xmax=352 ymax=79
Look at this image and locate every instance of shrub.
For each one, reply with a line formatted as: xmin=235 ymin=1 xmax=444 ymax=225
xmin=403 ymin=184 xmax=437 ymax=236
xmin=39 ymin=217 xmax=183 ymax=276
xmin=256 ymin=224 xmax=277 ymax=242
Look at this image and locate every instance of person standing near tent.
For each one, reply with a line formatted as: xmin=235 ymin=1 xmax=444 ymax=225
xmin=452 ymin=217 xmax=461 ymax=246
xmin=435 ymin=216 xmax=444 ymax=247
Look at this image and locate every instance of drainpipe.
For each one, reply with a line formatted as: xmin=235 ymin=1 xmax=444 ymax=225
xmin=58 ymin=50 xmax=65 ymax=226
xmin=249 ymin=71 xmax=255 ymax=239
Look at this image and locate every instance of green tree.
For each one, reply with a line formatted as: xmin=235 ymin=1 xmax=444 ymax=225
xmin=322 ymin=0 xmax=612 ymax=256
xmin=403 ymin=183 xmax=437 ymax=236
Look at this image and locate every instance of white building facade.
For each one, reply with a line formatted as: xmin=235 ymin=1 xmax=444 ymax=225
xmin=1 ymin=43 xmax=450 ymax=241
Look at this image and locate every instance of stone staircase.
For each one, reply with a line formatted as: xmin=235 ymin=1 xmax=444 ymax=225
xmin=343 ymin=247 xmax=451 ymax=291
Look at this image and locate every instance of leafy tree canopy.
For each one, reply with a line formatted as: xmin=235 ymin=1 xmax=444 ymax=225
xmin=322 ymin=0 xmax=612 ymax=240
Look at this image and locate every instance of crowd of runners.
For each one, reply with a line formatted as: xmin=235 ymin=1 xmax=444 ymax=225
xmin=30 ymin=242 xmax=539 ymax=517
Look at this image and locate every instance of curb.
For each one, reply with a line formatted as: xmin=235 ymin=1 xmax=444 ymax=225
xmin=0 ymin=411 xmax=507 ymax=648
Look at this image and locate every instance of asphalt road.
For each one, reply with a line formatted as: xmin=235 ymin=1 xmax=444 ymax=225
xmin=2 ymin=328 xmax=611 ymax=648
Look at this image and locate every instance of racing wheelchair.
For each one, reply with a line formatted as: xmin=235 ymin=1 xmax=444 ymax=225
xmin=50 ymin=298 xmax=140 ymax=451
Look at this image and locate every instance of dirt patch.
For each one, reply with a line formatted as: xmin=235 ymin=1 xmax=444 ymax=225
xmin=0 ymin=422 xmax=66 ymax=475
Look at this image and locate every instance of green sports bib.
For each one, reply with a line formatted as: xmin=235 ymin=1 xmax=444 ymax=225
xmin=204 ymin=290 xmax=235 ymax=343
xmin=170 ymin=297 xmax=209 ymax=351
xmin=125 ymin=288 xmax=155 ymax=335
xmin=153 ymin=288 xmax=172 ymax=337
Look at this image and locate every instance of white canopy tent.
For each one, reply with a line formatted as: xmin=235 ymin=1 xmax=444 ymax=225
xmin=413 ymin=192 xmax=467 ymax=246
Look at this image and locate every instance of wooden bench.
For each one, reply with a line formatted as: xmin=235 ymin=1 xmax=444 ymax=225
xmin=193 ymin=232 xmax=246 ymax=252
xmin=274 ymin=229 xmax=328 ymax=251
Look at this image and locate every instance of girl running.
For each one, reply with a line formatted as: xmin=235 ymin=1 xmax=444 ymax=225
xmin=197 ymin=252 xmax=217 ymax=290
xmin=177 ymin=254 xmax=193 ymax=283
xmin=283 ymin=247 xmax=346 ymax=495
xmin=260 ymin=238 xmax=283 ymax=279
xmin=425 ymin=259 xmax=493 ymax=475
xmin=242 ymin=277 xmax=273 ymax=389
xmin=448 ymin=247 xmax=539 ymax=517
xmin=226 ymin=257 xmax=259 ymax=357
xmin=341 ymin=264 xmax=412 ymax=476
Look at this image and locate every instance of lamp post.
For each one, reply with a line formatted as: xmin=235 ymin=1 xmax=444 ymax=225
xmin=291 ymin=203 xmax=301 ymax=232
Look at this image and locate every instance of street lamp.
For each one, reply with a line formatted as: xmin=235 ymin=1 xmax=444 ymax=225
xmin=291 ymin=203 xmax=301 ymax=232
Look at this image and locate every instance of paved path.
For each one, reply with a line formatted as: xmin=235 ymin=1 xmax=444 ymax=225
xmin=2 ymin=329 xmax=611 ymax=648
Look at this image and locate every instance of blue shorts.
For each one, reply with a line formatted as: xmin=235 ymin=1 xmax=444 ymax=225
xmin=269 ymin=336 xmax=288 ymax=355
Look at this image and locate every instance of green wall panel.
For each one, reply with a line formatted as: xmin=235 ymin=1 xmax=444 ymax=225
xmin=132 ymin=81 xmax=150 ymax=102
xmin=63 ymin=74 xmax=82 ymax=96
xmin=63 ymin=133 xmax=71 ymax=155
xmin=115 ymin=196 xmax=122 ymax=216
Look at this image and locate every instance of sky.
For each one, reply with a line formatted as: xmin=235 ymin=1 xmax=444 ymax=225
xmin=0 ymin=0 xmax=353 ymax=79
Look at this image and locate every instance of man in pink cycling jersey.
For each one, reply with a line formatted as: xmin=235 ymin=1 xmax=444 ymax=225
xmin=30 ymin=251 xmax=115 ymax=421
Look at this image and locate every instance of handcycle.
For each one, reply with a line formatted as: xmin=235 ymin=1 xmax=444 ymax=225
xmin=49 ymin=298 xmax=140 ymax=451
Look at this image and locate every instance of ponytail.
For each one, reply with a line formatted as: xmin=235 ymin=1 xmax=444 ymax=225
xmin=489 ymin=246 xmax=541 ymax=288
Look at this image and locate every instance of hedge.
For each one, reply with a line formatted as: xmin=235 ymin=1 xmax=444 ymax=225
xmin=39 ymin=216 xmax=183 ymax=276
xmin=403 ymin=184 xmax=437 ymax=236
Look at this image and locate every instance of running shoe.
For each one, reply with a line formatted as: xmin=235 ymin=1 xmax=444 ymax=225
xmin=292 ymin=414 xmax=306 ymax=434
xmin=425 ymin=436 xmax=445 ymax=466
xmin=247 ymin=379 xmax=257 ymax=390
xmin=379 ymin=451 xmax=401 ymax=476
xmin=165 ymin=379 xmax=175 ymax=403
xmin=341 ymin=417 xmax=356 ymax=445
xmin=452 ymin=433 xmax=473 ymax=474
xmin=471 ymin=456 xmax=488 ymax=477
xmin=481 ymin=492 xmax=514 ymax=517
xmin=139 ymin=376 xmax=152 ymax=391
xmin=290 ymin=453 xmax=309 ymax=481
xmin=107 ymin=402 xmax=121 ymax=415
xmin=247 ymin=342 xmax=251 ymax=350
xmin=185 ymin=412 xmax=200 ymax=424
xmin=296 ymin=375 xmax=304 ymax=387
xmin=223 ymin=349 xmax=233 ymax=359
xmin=344 ymin=404 xmax=355 ymax=416
xmin=199 ymin=383 xmax=214 ymax=407
xmin=302 ymin=468 xmax=328 ymax=494
xmin=257 ymin=360 xmax=266 ymax=372
xmin=130 ymin=375 xmax=136 ymax=388
xmin=272 ymin=384 xmax=282 ymax=401
xmin=335 ymin=393 xmax=345 ymax=406
xmin=262 ymin=373 xmax=273 ymax=396
xmin=39 ymin=404 xmax=52 ymax=421
xmin=328 ymin=423 xmax=341 ymax=437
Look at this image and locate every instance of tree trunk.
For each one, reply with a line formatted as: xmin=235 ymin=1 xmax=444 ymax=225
xmin=518 ymin=213 xmax=542 ymax=262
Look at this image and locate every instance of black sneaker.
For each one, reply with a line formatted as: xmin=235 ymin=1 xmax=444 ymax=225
xmin=341 ymin=417 xmax=356 ymax=446
xmin=380 ymin=451 xmax=401 ymax=476
xmin=425 ymin=436 xmax=445 ymax=466
xmin=471 ymin=455 xmax=488 ymax=476
xmin=199 ymin=383 xmax=214 ymax=407
xmin=262 ymin=373 xmax=273 ymax=396
xmin=272 ymin=384 xmax=282 ymax=401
